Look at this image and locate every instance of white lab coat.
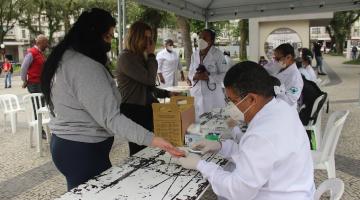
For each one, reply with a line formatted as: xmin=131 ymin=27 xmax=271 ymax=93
xmin=267 ymin=62 xmax=303 ymax=109
xmin=224 ymin=55 xmax=234 ymax=69
xmin=299 ymin=65 xmax=317 ymax=82
xmin=197 ymin=98 xmax=315 ymax=200
xmin=189 ymin=46 xmax=228 ymax=120
xmin=156 ymin=48 xmax=182 ymax=87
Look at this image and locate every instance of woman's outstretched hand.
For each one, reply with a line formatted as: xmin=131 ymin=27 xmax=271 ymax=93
xmin=151 ymin=136 xmax=185 ymax=157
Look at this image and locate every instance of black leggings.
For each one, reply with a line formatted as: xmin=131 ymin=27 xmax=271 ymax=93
xmin=50 ymin=134 xmax=114 ymax=191
xmin=120 ymin=103 xmax=153 ymax=156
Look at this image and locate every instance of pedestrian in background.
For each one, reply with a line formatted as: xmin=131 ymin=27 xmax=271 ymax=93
xmin=21 ymin=35 xmax=48 ymax=91
xmin=156 ymin=39 xmax=185 ymax=88
xmin=313 ymin=41 xmax=326 ymax=75
xmin=2 ymin=57 xmax=12 ymax=88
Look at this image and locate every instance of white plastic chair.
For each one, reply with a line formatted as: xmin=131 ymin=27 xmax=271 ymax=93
xmin=314 ymin=178 xmax=345 ymax=200
xmin=22 ymin=93 xmax=51 ymax=147
xmin=312 ymin=110 xmax=350 ymax=178
xmin=0 ymin=94 xmax=24 ymax=134
xmin=305 ymin=94 xmax=326 ymax=150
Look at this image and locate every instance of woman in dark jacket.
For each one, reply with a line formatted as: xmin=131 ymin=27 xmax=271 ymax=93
xmin=116 ymin=21 xmax=175 ymax=155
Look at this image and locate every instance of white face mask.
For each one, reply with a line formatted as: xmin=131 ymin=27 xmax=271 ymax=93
xmin=226 ymin=101 xmax=244 ymax=121
xmin=277 ymin=60 xmax=287 ymax=69
xmin=166 ymin=46 xmax=173 ymax=52
xmin=226 ymin=95 xmax=252 ymax=122
xmin=198 ymin=38 xmax=208 ymax=50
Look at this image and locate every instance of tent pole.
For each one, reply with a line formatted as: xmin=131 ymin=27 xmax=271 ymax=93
xmin=122 ymin=0 xmax=126 ymax=41
xmin=117 ymin=0 xmax=123 ymax=52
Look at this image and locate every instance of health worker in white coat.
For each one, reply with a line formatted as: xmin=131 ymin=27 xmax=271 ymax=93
xmin=264 ymin=43 xmax=303 ymax=109
xmin=156 ymin=39 xmax=185 ymax=87
xmin=188 ymin=29 xmax=228 ymax=119
xmin=179 ymin=61 xmax=315 ymax=200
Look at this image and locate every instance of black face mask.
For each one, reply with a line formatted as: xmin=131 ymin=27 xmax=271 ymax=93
xmin=102 ymin=41 xmax=111 ymax=52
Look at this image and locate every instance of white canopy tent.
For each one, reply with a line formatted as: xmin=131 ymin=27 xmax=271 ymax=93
xmin=116 ymin=0 xmax=359 ymax=52
xmin=135 ymin=0 xmax=359 ymax=22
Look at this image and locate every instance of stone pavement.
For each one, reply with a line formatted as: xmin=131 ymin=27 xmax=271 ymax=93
xmin=0 ymin=55 xmax=359 ymax=200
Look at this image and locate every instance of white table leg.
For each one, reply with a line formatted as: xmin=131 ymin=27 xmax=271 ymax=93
xmin=37 ymin=112 xmax=43 ymax=157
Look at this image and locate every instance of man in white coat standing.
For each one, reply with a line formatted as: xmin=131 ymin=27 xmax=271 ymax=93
xmin=188 ymin=29 xmax=228 ymax=119
xmin=156 ymin=39 xmax=185 ymax=87
xmin=179 ymin=61 xmax=315 ymax=200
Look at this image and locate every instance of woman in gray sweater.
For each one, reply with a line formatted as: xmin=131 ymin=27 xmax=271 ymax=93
xmin=40 ymin=8 xmax=184 ymax=191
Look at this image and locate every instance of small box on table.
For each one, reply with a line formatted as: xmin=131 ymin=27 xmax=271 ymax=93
xmin=152 ymin=96 xmax=195 ymax=146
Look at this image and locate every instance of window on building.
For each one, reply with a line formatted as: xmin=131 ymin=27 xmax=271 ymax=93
xmin=353 ymin=26 xmax=360 ymax=37
xmin=265 ymin=28 xmax=302 ymax=59
xmin=311 ymin=27 xmax=321 ymax=34
xmin=22 ymin=30 xmax=26 ymax=38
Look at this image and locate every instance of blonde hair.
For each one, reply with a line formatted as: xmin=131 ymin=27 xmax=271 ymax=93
xmin=125 ymin=21 xmax=152 ymax=55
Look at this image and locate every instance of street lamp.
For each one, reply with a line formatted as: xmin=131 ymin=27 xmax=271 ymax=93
xmin=0 ymin=44 xmax=5 ymax=49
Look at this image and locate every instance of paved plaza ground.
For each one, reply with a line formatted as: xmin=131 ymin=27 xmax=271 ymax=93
xmin=0 ymin=55 xmax=359 ymax=199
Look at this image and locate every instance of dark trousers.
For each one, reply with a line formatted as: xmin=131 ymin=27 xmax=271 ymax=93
xmin=50 ymin=134 xmax=114 ymax=191
xmin=27 ymin=83 xmax=44 ymax=120
xmin=120 ymin=103 xmax=153 ymax=156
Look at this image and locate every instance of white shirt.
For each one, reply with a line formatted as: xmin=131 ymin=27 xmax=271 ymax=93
xmin=189 ymin=46 xmax=228 ymax=120
xmin=273 ymin=63 xmax=303 ymax=108
xmin=156 ymin=48 xmax=182 ymax=87
xmin=224 ymin=55 xmax=234 ymax=69
xmin=197 ymin=98 xmax=315 ymax=200
xmin=299 ymin=65 xmax=317 ymax=82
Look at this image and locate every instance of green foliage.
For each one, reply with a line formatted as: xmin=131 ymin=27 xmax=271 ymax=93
xmin=326 ymin=10 xmax=360 ymax=53
xmin=190 ymin=20 xmax=229 ymax=41
xmin=343 ymin=59 xmax=360 ymax=65
xmin=0 ymin=0 xmax=24 ymax=43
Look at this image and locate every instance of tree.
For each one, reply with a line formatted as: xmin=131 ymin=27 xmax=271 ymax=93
xmin=18 ymin=0 xmax=46 ymax=41
xmin=190 ymin=20 xmax=227 ymax=41
xmin=138 ymin=6 xmax=176 ymax=43
xmin=43 ymin=0 xmax=63 ymax=47
xmin=61 ymin=0 xmax=84 ymax=33
xmin=0 ymin=0 xmax=24 ymax=45
xmin=238 ymin=19 xmax=249 ymax=61
xmin=176 ymin=15 xmax=192 ymax=69
xmin=326 ymin=10 xmax=360 ymax=54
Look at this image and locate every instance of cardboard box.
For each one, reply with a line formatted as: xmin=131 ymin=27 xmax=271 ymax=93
xmin=152 ymin=96 xmax=195 ymax=146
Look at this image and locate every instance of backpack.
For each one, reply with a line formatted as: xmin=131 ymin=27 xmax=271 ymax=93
xmin=298 ymin=75 xmax=327 ymax=125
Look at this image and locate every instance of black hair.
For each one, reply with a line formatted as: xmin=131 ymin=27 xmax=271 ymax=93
xmin=165 ymin=39 xmax=174 ymax=45
xmin=203 ymin=29 xmax=216 ymax=43
xmin=224 ymin=50 xmax=230 ymax=56
xmin=41 ymin=8 xmax=116 ymax=115
xmin=275 ymin=43 xmax=295 ymax=58
xmin=224 ymin=61 xmax=280 ymax=98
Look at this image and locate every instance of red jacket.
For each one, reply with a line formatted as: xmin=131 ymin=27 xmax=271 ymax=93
xmin=2 ymin=61 xmax=11 ymax=72
xmin=27 ymin=47 xmax=45 ymax=84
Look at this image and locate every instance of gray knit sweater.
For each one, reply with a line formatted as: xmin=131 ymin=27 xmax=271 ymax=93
xmin=49 ymin=49 xmax=154 ymax=145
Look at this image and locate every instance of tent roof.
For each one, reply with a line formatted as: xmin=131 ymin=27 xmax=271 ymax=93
xmin=137 ymin=0 xmax=360 ymax=22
